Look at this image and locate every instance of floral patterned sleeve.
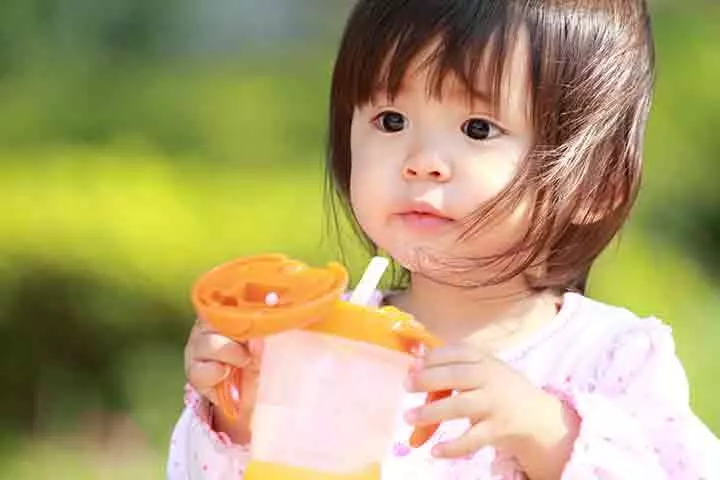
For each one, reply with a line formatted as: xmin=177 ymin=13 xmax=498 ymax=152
xmin=557 ymin=320 xmax=720 ymax=479
xmin=167 ymin=386 xmax=251 ymax=479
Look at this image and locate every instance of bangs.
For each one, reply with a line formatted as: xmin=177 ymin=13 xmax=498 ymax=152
xmin=334 ymin=0 xmax=525 ymax=111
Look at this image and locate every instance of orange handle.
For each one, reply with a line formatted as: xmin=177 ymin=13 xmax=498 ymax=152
xmin=214 ymin=367 xmax=244 ymax=421
xmin=391 ymin=319 xmax=453 ymax=447
xmin=409 ymin=389 xmax=453 ymax=447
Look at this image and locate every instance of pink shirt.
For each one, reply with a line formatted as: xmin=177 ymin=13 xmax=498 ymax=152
xmin=167 ymin=292 xmax=720 ymax=479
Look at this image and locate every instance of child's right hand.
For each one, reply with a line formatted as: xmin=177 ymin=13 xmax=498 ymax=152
xmin=184 ymin=318 xmax=262 ymax=441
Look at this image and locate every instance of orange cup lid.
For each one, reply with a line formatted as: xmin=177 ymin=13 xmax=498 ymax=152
xmin=192 ymin=254 xmax=348 ymax=341
xmin=192 ymin=254 xmax=441 ymax=353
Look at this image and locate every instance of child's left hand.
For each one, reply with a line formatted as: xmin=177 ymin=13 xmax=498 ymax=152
xmin=404 ymin=343 xmax=579 ymax=472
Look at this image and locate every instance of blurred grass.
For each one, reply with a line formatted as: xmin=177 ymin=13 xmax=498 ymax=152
xmin=0 ymin=5 xmax=718 ymax=479
xmin=0 ymin=437 xmax=164 ymax=480
xmin=0 ymin=148 xmax=329 ymax=303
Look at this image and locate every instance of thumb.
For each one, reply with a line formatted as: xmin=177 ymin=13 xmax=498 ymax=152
xmin=188 ymin=360 xmax=230 ymax=393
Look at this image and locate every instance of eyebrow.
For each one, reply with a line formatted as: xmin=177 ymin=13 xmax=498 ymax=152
xmin=370 ymin=82 xmax=494 ymax=108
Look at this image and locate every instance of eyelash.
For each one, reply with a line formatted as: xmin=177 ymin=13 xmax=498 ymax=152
xmin=371 ymin=110 xmax=504 ymax=141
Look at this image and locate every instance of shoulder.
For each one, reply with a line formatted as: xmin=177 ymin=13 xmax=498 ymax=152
xmin=563 ymin=292 xmax=672 ymax=346
xmin=560 ymin=293 xmax=681 ymax=382
xmin=519 ymin=293 xmax=676 ymax=376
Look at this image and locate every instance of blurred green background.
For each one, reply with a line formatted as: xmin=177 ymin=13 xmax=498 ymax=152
xmin=0 ymin=1 xmax=718 ymax=478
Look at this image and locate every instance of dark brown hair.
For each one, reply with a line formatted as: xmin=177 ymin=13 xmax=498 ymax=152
xmin=326 ymin=0 xmax=655 ymax=293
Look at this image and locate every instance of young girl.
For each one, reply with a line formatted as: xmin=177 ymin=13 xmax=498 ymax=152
xmin=168 ymin=0 xmax=720 ymax=478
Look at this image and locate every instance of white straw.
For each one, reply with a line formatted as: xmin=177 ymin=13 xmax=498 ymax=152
xmin=348 ymin=256 xmax=389 ymax=306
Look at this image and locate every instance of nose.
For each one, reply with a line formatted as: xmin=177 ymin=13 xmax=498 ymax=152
xmin=402 ymin=149 xmax=452 ymax=183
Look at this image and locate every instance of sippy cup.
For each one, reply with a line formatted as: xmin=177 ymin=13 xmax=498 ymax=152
xmin=192 ymin=254 xmax=450 ymax=479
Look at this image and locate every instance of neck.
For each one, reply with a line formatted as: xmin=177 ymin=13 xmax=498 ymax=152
xmin=391 ymin=271 xmax=561 ymax=350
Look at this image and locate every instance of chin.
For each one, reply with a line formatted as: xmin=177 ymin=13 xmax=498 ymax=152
xmin=384 ymin=242 xmax=443 ymax=273
xmin=392 ymin=252 xmax=419 ymax=272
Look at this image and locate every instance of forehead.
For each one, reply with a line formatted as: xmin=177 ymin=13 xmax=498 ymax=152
xmin=372 ymin=32 xmax=532 ymax=117
xmin=333 ymin=0 xmax=540 ymax=112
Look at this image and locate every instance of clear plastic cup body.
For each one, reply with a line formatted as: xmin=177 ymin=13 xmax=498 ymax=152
xmin=251 ymin=330 xmax=412 ymax=473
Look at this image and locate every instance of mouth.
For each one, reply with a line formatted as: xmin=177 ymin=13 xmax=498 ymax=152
xmin=394 ymin=203 xmax=455 ymax=230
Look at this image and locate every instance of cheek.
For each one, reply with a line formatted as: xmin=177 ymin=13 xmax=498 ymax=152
xmin=459 ymin=194 xmax=534 ymax=259
xmin=486 ymin=142 xmax=528 ymax=194
xmin=349 ymin=145 xmax=370 ymax=211
xmin=460 ymin=140 xmax=529 ymax=209
xmin=456 ymin=142 xmax=533 ymax=254
xmin=349 ymin=173 xmax=366 ymax=220
xmin=349 ymin=124 xmax=398 ymax=207
xmin=497 ymin=195 xmax=533 ymax=237
xmin=349 ymin=131 xmax=385 ymax=233
xmin=349 ymin=120 xmax=375 ymax=185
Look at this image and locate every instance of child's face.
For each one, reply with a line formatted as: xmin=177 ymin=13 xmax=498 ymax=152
xmin=349 ymin=39 xmax=535 ymax=272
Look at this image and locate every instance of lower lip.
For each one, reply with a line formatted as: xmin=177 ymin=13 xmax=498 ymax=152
xmin=396 ymin=212 xmax=454 ymax=231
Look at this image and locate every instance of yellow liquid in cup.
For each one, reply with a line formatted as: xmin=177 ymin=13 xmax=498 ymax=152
xmin=245 ymin=460 xmax=381 ymax=480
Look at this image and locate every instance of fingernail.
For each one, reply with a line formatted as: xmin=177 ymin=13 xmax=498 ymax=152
xmin=220 ymin=365 xmax=232 ymax=381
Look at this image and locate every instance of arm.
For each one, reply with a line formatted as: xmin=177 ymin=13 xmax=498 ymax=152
xmin=538 ymin=321 xmax=720 ymax=479
xmin=167 ymin=386 xmax=252 ymax=480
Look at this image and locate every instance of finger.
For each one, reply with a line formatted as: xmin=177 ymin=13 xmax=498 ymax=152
xmin=193 ymin=332 xmax=251 ymax=369
xmin=189 ymin=317 xmax=233 ymax=343
xmin=405 ymin=391 xmax=489 ymax=427
xmin=184 ymin=323 xmax=205 ymax=367
xmin=431 ymin=422 xmax=494 ymax=459
xmin=187 ymin=359 xmax=230 ymax=392
xmin=184 ymin=320 xmax=221 ymax=367
xmin=408 ymin=363 xmax=486 ymax=393
xmin=192 ymin=316 xmax=218 ymax=334
xmin=422 ymin=343 xmax=489 ymax=368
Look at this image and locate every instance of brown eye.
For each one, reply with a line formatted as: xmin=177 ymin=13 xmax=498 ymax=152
xmin=462 ymin=118 xmax=501 ymax=140
xmin=375 ymin=111 xmax=407 ymax=133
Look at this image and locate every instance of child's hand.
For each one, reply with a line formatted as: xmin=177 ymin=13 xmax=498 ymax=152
xmin=184 ymin=318 xmax=262 ymax=442
xmin=404 ymin=343 xmax=579 ymax=477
